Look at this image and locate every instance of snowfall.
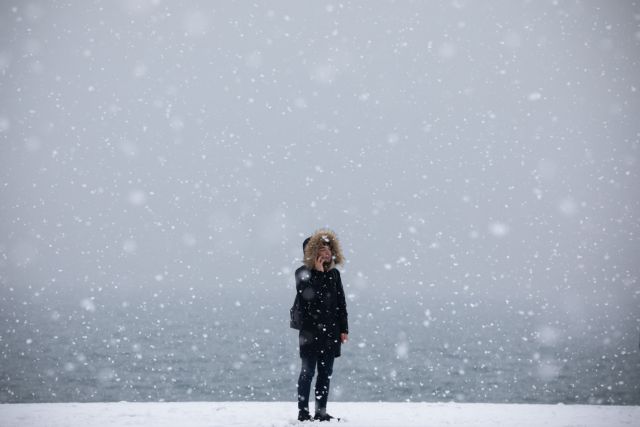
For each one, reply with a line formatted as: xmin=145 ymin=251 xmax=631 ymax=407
xmin=1 ymin=401 xmax=638 ymax=427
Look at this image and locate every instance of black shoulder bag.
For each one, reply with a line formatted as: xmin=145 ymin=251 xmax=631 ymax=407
xmin=290 ymin=290 xmax=303 ymax=330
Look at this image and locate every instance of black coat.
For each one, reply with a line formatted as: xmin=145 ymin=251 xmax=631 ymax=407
xmin=295 ymin=266 xmax=348 ymax=358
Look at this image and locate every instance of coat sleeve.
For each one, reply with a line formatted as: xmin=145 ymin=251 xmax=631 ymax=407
xmin=335 ymin=269 xmax=349 ymax=334
xmin=295 ymin=267 xmax=316 ymax=329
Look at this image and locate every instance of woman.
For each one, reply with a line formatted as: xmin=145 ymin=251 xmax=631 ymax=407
xmin=295 ymin=229 xmax=349 ymax=422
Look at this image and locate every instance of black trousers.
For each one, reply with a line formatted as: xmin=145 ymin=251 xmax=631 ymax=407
xmin=297 ymin=349 xmax=335 ymax=411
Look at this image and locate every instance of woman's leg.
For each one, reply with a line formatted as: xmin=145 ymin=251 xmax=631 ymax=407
xmin=297 ymin=353 xmax=317 ymax=410
xmin=314 ymin=349 xmax=335 ymax=412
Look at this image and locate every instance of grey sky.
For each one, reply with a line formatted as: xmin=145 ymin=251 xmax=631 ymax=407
xmin=0 ymin=1 xmax=638 ymax=336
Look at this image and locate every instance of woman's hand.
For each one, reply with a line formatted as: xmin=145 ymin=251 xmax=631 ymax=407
xmin=340 ymin=333 xmax=348 ymax=343
xmin=314 ymin=255 xmax=325 ymax=272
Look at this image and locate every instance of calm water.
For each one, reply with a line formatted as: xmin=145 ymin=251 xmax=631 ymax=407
xmin=1 ymin=291 xmax=638 ymax=405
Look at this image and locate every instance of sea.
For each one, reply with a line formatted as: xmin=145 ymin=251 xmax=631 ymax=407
xmin=1 ymin=288 xmax=638 ymax=405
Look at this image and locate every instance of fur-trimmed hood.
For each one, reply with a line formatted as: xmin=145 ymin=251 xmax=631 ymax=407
xmin=303 ymin=229 xmax=345 ymax=270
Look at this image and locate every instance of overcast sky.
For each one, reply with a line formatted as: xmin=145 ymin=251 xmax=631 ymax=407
xmin=0 ymin=2 xmax=638 ymax=336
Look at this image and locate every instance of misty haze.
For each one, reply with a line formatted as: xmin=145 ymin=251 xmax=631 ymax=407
xmin=0 ymin=0 xmax=638 ymax=407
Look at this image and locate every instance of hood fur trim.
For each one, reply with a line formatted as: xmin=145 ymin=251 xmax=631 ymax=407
xmin=303 ymin=229 xmax=345 ymax=270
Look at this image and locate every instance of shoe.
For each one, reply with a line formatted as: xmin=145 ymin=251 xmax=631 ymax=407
xmin=314 ymin=410 xmax=335 ymax=422
xmin=298 ymin=409 xmax=312 ymax=421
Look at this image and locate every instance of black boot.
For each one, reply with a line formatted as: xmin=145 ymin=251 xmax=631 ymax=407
xmin=298 ymin=408 xmax=312 ymax=421
xmin=314 ymin=408 xmax=335 ymax=422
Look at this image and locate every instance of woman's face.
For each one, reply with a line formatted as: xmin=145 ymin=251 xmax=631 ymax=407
xmin=318 ymin=244 xmax=332 ymax=262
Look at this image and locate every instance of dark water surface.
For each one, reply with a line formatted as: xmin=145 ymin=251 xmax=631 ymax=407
xmin=1 ymin=290 xmax=638 ymax=405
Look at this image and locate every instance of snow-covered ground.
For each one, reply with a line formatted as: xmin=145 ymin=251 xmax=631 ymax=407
xmin=1 ymin=401 xmax=638 ymax=427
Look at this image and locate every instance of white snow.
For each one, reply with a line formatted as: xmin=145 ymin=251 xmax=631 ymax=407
xmin=1 ymin=401 xmax=638 ymax=427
